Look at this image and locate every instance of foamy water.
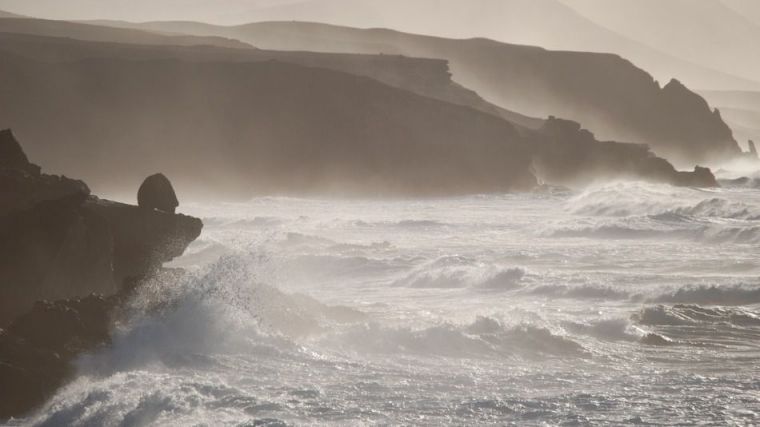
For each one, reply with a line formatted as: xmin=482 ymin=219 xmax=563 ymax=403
xmin=17 ymin=181 xmax=760 ymax=426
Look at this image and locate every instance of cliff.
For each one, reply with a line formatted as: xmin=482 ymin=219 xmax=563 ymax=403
xmin=0 ymin=31 xmax=719 ymax=197
xmin=0 ymin=130 xmax=202 ymax=419
xmin=143 ymin=21 xmax=740 ymax=165
xmin=0 ymin=36 xmax=538 ymax=197
xmin=0 ymin=129 xmax=202 ymax=327
xmin=0 ymin=18 xmax=541 ymax=130
xmin=532 ymin=117 xmax=718 ymax=187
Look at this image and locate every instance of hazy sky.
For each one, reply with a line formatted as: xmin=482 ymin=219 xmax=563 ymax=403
xmin=1 ymin=0 xmax=757 ymax=90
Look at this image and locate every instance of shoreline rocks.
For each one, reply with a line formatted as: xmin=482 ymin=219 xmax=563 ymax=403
xmin=0 ymin=129 xmax=202 ymax=420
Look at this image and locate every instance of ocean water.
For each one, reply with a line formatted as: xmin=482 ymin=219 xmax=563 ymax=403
xmin=18 ymin=181 xmax=760 ymax=426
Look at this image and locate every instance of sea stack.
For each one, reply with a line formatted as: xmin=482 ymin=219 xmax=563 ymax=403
xmin=137 ymin=173 xmax=179 ymax=213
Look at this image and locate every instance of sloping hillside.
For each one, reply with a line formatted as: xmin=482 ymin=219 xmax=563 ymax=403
xmin=0 ymin=17 xmax=249 ymax=48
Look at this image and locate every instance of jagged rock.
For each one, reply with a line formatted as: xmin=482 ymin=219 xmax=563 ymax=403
xmin=533 ymin=118 xmax=719 ymax=188
xmin=0 ymin=131 xmax=202 ymax=327
xmin=84 ymin=198 xmax=202 ymax=282
xmin=0 ymin=132 xmax=203 ymax=419
xmin=0 ymin=129 xmax=39 ymax=175
xmin=137 ymin=173 xmax=179 ymax=213
xmin=0 ymin=294 xmax=119 ymax=420
xmin=749 ymin=140 xmax=758 ymax=157
xmin=0 ymin=130 xmax=89 ymax=218
xmin=0 ymin=269 xmax=189 ymax=420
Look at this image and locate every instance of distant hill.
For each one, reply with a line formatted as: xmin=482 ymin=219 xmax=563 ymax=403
xmin=0 ymin=17 xmax=250 ymax=49
xmin=0 ymin=32 xmax=711 ymax=197
xmin=0 ymin=18 xmax=541 ymax=130
xmin=4 ymin=0 xmax=759 ymax=89
xmin=110 ymin=20 xmax=741 ymax=165
xmin=0 ymin=9 xmax=23 ymax=18
xmin=0 ymin=39 xmax=535 ymax=197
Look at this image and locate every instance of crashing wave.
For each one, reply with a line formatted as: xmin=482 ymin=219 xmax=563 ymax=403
xmin=392 ymin=256 xmax=525 ymax=290
xmin=324 ymin=316 xmax=588 ymax=359
xmin=633 ymin=304 xmax=760 ymax=327
xmin=651 ymin=284 xmax=760 ymax=306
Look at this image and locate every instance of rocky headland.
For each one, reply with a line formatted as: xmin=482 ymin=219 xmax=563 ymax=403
xmin=0 ymin=129 xmax=202 ymax=419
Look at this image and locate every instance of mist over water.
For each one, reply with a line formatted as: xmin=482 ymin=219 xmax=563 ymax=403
xmin=17 ymin=182 xmax=760 ymax=425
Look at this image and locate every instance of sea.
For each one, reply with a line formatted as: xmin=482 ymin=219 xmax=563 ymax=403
xmin=17 ymin=179 xmax=760 ymax=426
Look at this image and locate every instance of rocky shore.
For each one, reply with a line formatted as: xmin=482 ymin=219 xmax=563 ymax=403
xmin=0 ymin=129 xmax=202 ymax=419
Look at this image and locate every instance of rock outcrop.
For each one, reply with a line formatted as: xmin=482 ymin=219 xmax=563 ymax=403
xmin=532 ymin=117 xmax=719 ymax=188
xmin=0 ymin=294 xmax=119 ymax=420
xmin=0 ymin=130 xmax=202 ymax=419
xmin=749 ymin=140 xmax=758 ymax=158
xmin=0 ymin=130 xmax=202 ymax=327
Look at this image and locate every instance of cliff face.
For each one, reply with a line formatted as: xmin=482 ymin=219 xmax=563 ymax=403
xmin=161 ymin=21 xmax=740 ymax=165
xmin=0 ymin=29 xmax=720 ymax=197
xmin=0 ymin=130 xmax=202 ymax=419
xmin=532 ymin=117 xmax=718 ymax=188
xmin=0 ymin=130 xmax=202 ymax=327
xmin=0 ymin=38 xmax=538 ymax=198
xmin=0 ymin=21 xmax=541 ymax=130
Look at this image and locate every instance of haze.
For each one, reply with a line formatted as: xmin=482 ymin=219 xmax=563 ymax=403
xmin=2 ymin=0 xmax=758 ymax=91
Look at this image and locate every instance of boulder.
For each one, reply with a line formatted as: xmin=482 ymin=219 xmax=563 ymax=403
xmin=137 ymin=173 xmax=179 ymax=213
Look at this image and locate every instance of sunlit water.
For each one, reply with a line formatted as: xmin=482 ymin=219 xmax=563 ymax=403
xmin=18 ymin=181 xmax=760 ymax=426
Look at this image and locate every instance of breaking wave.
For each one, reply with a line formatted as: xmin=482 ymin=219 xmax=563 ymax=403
xmin=569 ymin=183 xmax=760 ymax=220
xmin=391 ymin=256 xmax=526 ymax=290
xmin=327 ymin=316 xmax=588 ymax=359
xmin=633 ymin=305 xmax=760 ymax=327
xmin=650 ymin=284 xmax=760 ymax=306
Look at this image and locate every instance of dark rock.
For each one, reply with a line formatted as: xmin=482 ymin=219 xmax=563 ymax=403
xmin=0 ymin=132 xmax=202 ymax=327
xmin=749 ymin=140 xmax=758 ymax=157
xmin=0 ymin=132 xmax=203 ymax=420
xmin=0 ymin=129 xmax=89 ymax=218
xmin=0 ymin=293 xmax=121 ymax=420
xmin=137 ymin=173 xmax=179 ymax=213
xmin=84 ymin=198 xmax=202 ymax=282
xmin=532 ymin=117 xmax=719 ymax=188
xmin=672 ymin=166 xmax=719 ymax=188
xmin=0 ymin=129 xmax=39 ymax=175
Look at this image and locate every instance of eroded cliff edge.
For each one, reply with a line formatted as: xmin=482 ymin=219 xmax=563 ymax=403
xmin=0 ymin=129 xmax=202 ymax=419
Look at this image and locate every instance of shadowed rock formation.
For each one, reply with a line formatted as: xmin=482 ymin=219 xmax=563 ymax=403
xmin=0 ymin=132 xmax=202 ymax=419
xmin=0 ymin=294 xmax=117 ymax=420
xmin=138 ymin=173 xmax=179 ymax=213
xmin=532 ymin=117 xmax=718 ymax=188
xmin=0 ymin=130 xmax=202 ymax=327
